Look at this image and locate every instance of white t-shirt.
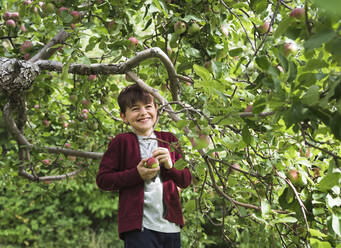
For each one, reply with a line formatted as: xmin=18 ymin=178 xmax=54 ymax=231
xmin=137 ymin=133 xmax=180 ymax=233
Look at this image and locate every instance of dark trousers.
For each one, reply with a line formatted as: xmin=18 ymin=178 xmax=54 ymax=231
xmin=124 ymin=228 xmax=181 ymax=248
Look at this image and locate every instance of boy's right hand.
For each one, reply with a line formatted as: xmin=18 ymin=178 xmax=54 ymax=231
xmin=137 ymin=158 xmax=160 ymax=181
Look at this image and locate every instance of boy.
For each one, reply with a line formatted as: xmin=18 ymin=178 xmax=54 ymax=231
xmin=96 ymin=84 xmax=192 ymax=247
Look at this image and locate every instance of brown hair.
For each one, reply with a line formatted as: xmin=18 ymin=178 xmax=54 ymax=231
xmin=117 ymin=84 xmax=156 ymax=113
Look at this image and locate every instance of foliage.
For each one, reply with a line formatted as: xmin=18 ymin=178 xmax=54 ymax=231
xmin=1 ymin=0 xmax=341 ymax=247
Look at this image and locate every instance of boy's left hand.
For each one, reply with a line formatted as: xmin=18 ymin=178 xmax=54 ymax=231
xmin=152 ymin=147 xmax=172 ymax=170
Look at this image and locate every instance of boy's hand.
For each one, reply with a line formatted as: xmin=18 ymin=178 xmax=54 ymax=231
xmin=152 ymin=148 xmax=173 ymax=170
xmin=137 ymin=158 xmax=160 ymax=181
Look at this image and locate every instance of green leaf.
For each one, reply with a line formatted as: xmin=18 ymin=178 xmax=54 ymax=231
xmin=310 ymin=238 xmax=332 ymax=248
xmin=229 ymin=48 xmax=243 ymax=57
xmin=255 ymin=55 xmax=270 ymax=71
xmin=274 ymin=17 xmax=295 ymax=39
xmin=301 ymin=85 xmax=320 ymax=106
xmin=272 ymin=216 xmax=297 ymax=224
xmin=309 ymin=228 xmax=327 ymax=238
xmin=193 ymin=64 xmax=212 ymax=81
xmin=184 ymin=199 xmax=196 ymax=212
xmin=304 ymin=30 xmax=337 ymax=50
xmin=287 ymin=61 xmax=297 ymax=82
xmin=261 ymin=198 xmax=270 ymax=216
xmin=242 ymin=125 xmax=252 ymax=145
xmin=332 ymin=214 xmax=341 ymax=236
xmin=317 ymin=173 xmax=341 ymax=192
xmin=174 ymin=158 xmax=186 ymax=170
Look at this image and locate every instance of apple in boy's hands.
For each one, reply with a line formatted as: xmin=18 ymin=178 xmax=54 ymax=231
xmin=145 ymin=157 xmax=159 ymax=168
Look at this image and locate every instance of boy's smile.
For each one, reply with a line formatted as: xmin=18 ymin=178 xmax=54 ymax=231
xmin=120 ymin=101 xmax=157 ymax=136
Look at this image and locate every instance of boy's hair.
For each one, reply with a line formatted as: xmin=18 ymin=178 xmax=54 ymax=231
xmin=118 ymin=84 xmax=156 ymax=113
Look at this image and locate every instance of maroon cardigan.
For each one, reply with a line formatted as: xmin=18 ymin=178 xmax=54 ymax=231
xmin=96 ymin=131 xmax=192 ymax=239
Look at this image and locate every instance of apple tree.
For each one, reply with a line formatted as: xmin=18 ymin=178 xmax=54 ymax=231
xmin=1 ymin=0 xmax=341 ymax=247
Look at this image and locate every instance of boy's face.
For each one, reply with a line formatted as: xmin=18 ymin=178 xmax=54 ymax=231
xmin=120 ymin=101 xmax=157 ymax=136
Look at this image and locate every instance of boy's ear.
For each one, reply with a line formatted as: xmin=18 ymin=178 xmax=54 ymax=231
xmin=120 ymin=112 xmax=128 ymax=124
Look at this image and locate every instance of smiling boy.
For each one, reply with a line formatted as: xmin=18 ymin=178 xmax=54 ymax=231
xmin=96 ymin=84 xmax=192 ymax=247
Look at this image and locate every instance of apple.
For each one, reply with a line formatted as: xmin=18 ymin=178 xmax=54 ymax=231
xmin=20 ymin=41 xmax=33 ymax=53
xmin=145 ymin=157 xmax=159 ymax=168
xmin=64 ymin=143 xmax=71 ymax=148
xmin=42 ymin=159 xmax=51 ymax=165
xmin=277 ymin=65 xmax=284 ymax=73
xmin=42 ymin=119 xmax=50 ymax=127
xmin=11 ymin=12 xmax=19 ymax=20
xmin=70 ymin=10 xmax=81 ymax=22
xmin=82 ymin=109 xmax=89 ymax=114
xmin=245 ymin=104 xmax=253 ymax=112
xmin=88 ymin=74 xmax=97 ymax=81
xmin=58 ymin=6 xmax=69 ymax=15
xmin=69 ymin=94 xmax=78 ymax=103
xmin=128 ymin=37 xmax=139 ymax=49
xmin=188 ymin=22 xmax=200 ymax=35
xmin=108 ymin=20 xmax=117 ymax=31
xmin=284 ymin=42 xmax=297 ymax=56
xmin=174 ymin=21 xmax=186 ymax=35
xmin=286 ymin=169 xmax=304 ymax=186
xmin=81 ymin=99 xmax=91 ymax=108
xmin=68 ymin=156 xmax=76 ymax=162
xmin=258 ymin=21 xmax=272 ymax=34
xmin=34 ymin=104 xmax=40 ymax=109
xmin=23 ymin=0 xmax=32 ymax=5
xmin=81 ymin=112 xmax=88 ymax=120
xmin=20 ymin=24 xmax=26 ymax=32
xmin=203 ymin=60 xmax=213 ymax=72
xmin=24 ymin=53 xmax=30 ymax=60
xmin=43 ymin=3 xmax=56 ymax=13
xmin=230 ymin=163 xmax=241 ymax=174
xmin=62 ymin=122 xmax=69 ymax=128
xmin=221 ymin=25 xmax=229 ymax=37
xmin=3 ymin=11 xmax=12 ymax=20
xmin=290 ymin=8 xmax=305 ymax=19
xmin=5 ymin=19 xmax=16 ymax=28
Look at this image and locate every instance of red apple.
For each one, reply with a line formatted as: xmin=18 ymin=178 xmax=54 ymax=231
xmin=203 ymin=60 xmax=213 ymax=72
xmin=145 ymin=157 xmax=159 ymax=168
xmin=23 ymin=0 xmax=32 ymax=5
xmin=82 ymin=109 xmax=89 ymax=114
xmin=42 ymin=119 xmax=50 ymax=127
xmin=245 ymin=105 xmax=253 ymax=112
xmin=64 ymin=143 xmax=71 ymax=148
xmin=284 ymin=42 xmax=297 ymax=56
xmin=58 ymin=6 xmax=69 ymax=15
xmin=277 ymin=65 xmax=284 ymax=73
xmin=20 ymin=41 xmax=33 ymax=53
xmin=24 ymin=53 xmax=30 ymax=60
xmin=108 ymin=20 xmax=117 ymax=31
xmin=286 ymin=169 xmax=304 ymax=186
xmin=11 ymin=12 xmax=19 ymax=20
xmin=34 ymin=104 xmax=40 ymax=109
xmin=42 ymin=159 xmax=51 ymax=165
xmin=69 ymin=94 xmax=78 ymax=103
xmin=221 ymin=25 xmax=229 ymax=37
xmin=174 ymin=21 xmax=186 ymax=35
xmin=258 ymin=21 xmax=272 ymax=34
xmin=62 ymin=122 xmax=69 ymax=128
xmin=3 ymin=11 xmax=12 ymax=20
xmin=128 ymin=37 xmax=139 ymax=49
xmin=5 ymin=19 xmax=16 ymax=28
xmin=290 ymin=8 xmax=305 ymax=19
xmin=70 ymin=10 xmax=81 ymax=22
xmin=230 ymin=163 xmax=241 ymax=174
xmin=88 ymin=74 xmax=97 ymax=81
xmin=81 ymin=99 xmax=91 ymax=108
xmin=20 ymin=24 xmax=26 ymax=32
xmin=81 ymin=112 xmax=88 ymax=120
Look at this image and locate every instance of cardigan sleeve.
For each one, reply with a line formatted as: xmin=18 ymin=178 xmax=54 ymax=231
xmin=96 ymin=135 xmax=144 ymax=191
xmin=159 ymin=132 xmax=192 ymax=189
